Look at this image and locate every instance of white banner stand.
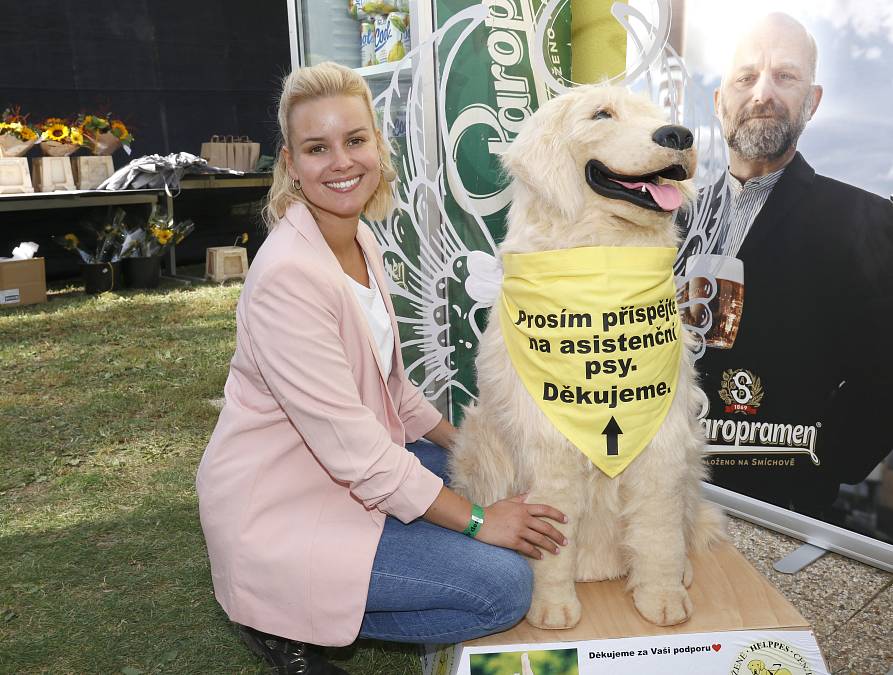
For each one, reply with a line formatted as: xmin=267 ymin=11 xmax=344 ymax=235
xmin=422 ymin=542 xmax=829 ymax=675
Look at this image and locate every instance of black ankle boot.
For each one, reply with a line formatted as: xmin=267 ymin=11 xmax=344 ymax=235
xmin=236 ymin=624 xmax=351 ymax=674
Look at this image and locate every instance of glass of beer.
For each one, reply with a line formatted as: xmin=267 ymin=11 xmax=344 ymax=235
xmin=681 ymin=254 xmax=744 ymax=349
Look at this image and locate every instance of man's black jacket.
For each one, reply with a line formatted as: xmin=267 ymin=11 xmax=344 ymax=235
xmin=685 ymin=152 xmax=893 ymax=517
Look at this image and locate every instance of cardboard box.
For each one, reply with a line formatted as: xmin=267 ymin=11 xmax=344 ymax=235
xmin=422 ymin=541 xmax=829 ymax=674
xmin=0 ymin=257 xmax=47 ymax=308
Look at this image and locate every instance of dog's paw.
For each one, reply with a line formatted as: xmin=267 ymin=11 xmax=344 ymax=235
xmin=632 ymin=585 xmax=692 ymax=626
xmin=526 ymin=595 xmax=582 ymax=629
xmin=682 ymin=557 xmax=694 ymax=588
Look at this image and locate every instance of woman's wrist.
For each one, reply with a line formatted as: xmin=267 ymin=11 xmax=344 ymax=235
xmin=424 ymin=417 xmax=458 ymax=450
xmin=423 ymin=485 xmax=476 ymax=533
xmin=462 ymin=503 xmax=485 ymax=538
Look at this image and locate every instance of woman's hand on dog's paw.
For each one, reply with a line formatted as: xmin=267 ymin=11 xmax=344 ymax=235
xmin=479 ymin=495 xmax=569 ymax=559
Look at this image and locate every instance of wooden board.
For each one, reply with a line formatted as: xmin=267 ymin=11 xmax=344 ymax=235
xmin=466 ymin=541 xmax=808 ymax=647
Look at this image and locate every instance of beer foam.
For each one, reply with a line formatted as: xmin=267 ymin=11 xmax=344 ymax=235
xmin=685 ymin=253 xmax=743 ymax=283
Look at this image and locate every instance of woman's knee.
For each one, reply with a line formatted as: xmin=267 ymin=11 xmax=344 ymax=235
xmin=481 ymin=550 xmax=533 ymax=629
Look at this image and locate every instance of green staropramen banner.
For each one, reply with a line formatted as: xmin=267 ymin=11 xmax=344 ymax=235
xmin=434 ymin=0 xmax=573 ymax=420
xmin=367 ymin=1 xmax=631 ymax=422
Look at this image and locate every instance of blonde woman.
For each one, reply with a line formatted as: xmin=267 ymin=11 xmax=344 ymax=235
xmin=196 ymin=62 xmax=568 ymax=674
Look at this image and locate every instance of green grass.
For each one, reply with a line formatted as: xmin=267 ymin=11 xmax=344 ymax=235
xmin=0 ymin=276 xmax=420 ymax=674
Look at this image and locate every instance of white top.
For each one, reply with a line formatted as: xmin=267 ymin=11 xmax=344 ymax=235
xmin=346 ymin=256 xmax=394 ymax=380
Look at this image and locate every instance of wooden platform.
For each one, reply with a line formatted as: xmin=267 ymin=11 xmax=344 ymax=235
xmin=466 ymin=541 xmax=809 ymax=647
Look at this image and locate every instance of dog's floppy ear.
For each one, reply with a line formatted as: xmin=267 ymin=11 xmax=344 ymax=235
xmin=501 ymin=95 xmax=584 ymax=222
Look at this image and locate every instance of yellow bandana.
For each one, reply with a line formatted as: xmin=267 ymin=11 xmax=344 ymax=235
xmin=498 ymin=247 xmax=681 ymax=477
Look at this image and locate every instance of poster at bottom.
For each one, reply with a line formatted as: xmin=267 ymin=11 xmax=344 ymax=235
xmin=422 ymin=629 xmax=828 ymax=675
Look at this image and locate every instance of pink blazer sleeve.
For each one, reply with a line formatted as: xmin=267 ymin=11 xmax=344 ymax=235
xmin=397 ymin=374 xmax=442 ymax=443
xmin=245 ymin=259 xmax=442 ymax=523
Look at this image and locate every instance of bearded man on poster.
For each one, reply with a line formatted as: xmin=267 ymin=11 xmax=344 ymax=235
xmin=688 ymin=12 xmax=893 ymax=521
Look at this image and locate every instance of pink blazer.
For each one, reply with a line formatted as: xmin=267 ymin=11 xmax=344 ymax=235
xmin=196 ymin=202 xmax=443 ymax=646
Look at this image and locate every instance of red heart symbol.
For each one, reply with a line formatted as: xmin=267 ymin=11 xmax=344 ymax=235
xmin=712 ymin=644 xmax=721 ymax=652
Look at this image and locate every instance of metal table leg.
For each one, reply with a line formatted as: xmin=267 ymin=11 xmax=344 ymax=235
xmin=160 ymin=192 xmax=204 ymax=284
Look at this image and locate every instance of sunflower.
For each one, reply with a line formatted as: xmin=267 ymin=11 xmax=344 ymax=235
xmin=69 ymin=127 xmax=84 ymax=145
xmin=41 ymin=123 xmax=69 ymax=141
xmin=0 ymin=121 xmax=37 ymax=141
xmin=44 ymin=117 xmax=65 ymax=126
xmin=82 ymin=114 xmax=110 ymax=132
xmin=149 ymin=226 xmax=173 ymax=245
xmin=111 ymin=120 xmax=131 ymax=141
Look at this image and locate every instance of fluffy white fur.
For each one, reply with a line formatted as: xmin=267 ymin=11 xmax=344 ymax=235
xmin=450 ymin=85 xmax=725 ymax=629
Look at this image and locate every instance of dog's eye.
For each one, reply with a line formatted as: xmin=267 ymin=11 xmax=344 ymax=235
xmin=592 ymin=110 xmax=613 ymax=120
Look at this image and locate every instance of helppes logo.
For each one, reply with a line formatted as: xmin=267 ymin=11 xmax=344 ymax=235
xmin=729 ymin=639 xmax=814 ymax=674
xmin=719 ymin=368 xmax=763 ymax=415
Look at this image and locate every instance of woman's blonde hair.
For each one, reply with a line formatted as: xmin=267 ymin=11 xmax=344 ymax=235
xmin=263 ymin=62 xmax=396 ymax=230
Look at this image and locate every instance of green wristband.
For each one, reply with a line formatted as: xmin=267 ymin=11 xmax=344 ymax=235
xmin=462 ymin=504 xmax=485 ymax=538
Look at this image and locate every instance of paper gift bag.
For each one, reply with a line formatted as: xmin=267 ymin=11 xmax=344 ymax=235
xmin=200 ymin=135 xmax=230 ymax=169
xmin=232 ymin=137 xmax=251 ymax=172
xmin=246 ymin=137 xmax=260 ymax=171
xmin=224 ymin=135 xmax=237 ymax=170
xmin=201 ymin=135 xmax=261 ymax=171
xmin=234 ymin=136 xmax=261 ymax=172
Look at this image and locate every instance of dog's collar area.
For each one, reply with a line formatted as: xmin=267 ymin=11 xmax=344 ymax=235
xmin=585 ymin=159 xmax=686 ymax=212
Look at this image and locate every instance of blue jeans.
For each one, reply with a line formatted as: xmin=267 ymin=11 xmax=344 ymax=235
xmin=359 ymin=441 xmax=533 ymax=643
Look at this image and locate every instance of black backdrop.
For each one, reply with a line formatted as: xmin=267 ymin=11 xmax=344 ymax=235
xmin=1 ymin=0 xmax=291 ymax=160
xmin=0 ymin=0 xmax=292 ymax=278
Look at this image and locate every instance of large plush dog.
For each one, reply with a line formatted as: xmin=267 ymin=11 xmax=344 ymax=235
xmin=450 ymin=85 xmax=724 ymax=629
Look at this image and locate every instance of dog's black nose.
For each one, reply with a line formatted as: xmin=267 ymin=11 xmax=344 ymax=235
xmin=652 ymin=125 xmax=694 ymax=150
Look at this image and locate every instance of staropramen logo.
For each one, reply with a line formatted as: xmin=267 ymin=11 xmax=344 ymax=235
xmin=445 ymin=0 xmax=567 ymax=217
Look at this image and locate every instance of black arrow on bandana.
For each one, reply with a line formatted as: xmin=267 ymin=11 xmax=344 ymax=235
xmin=602 ymin=417 xmax=623 ymax=456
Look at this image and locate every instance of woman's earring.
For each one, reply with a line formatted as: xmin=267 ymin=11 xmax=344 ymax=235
xmin=292 ymin=178 xmax=302 ymax=192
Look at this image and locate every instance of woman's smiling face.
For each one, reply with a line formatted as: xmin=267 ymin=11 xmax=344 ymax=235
xmin=286 ymin=95 xmax=381 ymax=223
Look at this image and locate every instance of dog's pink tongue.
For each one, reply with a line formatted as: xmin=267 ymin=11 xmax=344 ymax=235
xmin=613 ymin=179 xmax=683 ymax=211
